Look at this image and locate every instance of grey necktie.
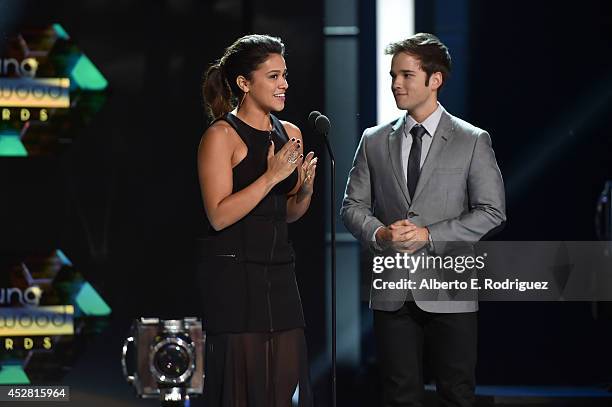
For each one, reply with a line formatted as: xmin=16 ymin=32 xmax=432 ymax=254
xmin=407 ymin=124 xmax=426 ymax=199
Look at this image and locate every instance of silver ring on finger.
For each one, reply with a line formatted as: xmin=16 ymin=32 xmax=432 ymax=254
xmin=287 ymin=150 xmax=299 ymax=164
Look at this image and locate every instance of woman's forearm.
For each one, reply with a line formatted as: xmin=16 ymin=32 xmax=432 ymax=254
xmin=206 ymin=172 xmax=277 ymax=231
xmin=286 ymin=191 xmax=312 ymax=223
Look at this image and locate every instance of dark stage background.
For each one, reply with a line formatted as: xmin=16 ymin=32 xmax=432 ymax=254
xmin=470 ymin=0 xmax=612 ymax=387
xmin=1 ymin=0 xmax=612 ymax=405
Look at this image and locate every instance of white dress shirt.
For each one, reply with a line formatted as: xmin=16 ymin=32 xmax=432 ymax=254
xmin=402 ymin=103 xmax=444 ymax=177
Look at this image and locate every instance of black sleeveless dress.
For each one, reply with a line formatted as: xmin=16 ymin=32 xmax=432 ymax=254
xmin=197 ymin=113 xmax=313 ymax=407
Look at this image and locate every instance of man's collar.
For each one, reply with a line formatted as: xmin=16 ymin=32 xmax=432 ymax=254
xmin=404 ymin=103 xmax=444 ymax=137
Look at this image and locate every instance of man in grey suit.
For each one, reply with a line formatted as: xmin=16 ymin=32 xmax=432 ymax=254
xmin=341 ymin=33 xmax=506 ymax=406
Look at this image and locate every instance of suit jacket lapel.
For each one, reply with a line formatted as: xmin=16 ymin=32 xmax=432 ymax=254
xmin=412 ymin=111 xmax=454 ymax=203
xmin=387 ymin=115 xmax=411 ymax=205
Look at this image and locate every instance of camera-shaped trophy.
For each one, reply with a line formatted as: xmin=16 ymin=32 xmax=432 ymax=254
xmin=121 ymin=317 xmax=205 ymax=406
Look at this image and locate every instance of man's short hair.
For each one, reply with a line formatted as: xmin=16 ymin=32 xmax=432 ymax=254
xmin=385 ymin=33 xmax=452 ymax=89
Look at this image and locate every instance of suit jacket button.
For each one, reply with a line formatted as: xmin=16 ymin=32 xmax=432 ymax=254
xmin=407 ymin=211 xmax=418 ymax=218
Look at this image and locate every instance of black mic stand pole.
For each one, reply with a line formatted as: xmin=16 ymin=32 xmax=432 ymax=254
xmin=319 ymin=118 xmax=336 ymax=407
xmin=310 ymin=111 xmax=336 ymax=407
xmin=323 ymin=132 xmax=336 ymax=407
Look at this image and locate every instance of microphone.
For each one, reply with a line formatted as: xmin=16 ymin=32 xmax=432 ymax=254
xmin=308 ymin=110 xmax=321 ymax=130
xmin=315 ymin=114 xmax=331 ymax=135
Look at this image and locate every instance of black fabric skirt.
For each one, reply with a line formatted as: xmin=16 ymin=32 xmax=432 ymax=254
xmin=202 ymin=328 xmax=314 ymax=407
xmin=196 ymin=244 xmax=312 ymax=406
xmin=196 ymin=253 xmax=305 ymax=334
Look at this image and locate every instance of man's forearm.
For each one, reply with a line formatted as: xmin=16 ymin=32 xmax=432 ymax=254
xmin=341 ymin=204 xmax=385 ymax=246
xmin=427 ymin=204 xmax=506 ymax=243
xmin=427 ymin=131 xmax=506 ymax=244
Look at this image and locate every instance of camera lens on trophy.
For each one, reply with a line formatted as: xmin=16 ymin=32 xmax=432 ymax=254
xmin=154 ymin=343 xmax=190 ymax=378
xmin=121 ymin=317 xmax=204 ymax=405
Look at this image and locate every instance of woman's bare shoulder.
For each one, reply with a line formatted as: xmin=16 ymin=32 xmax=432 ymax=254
xmin=280 ymin=120 xmax=302 ymax=139
xmin=200 ymin=120 xmax=240 ymax=149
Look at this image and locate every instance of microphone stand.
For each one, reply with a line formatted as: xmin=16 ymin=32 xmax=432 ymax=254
xmin=310 ymin=112 xmax=336 ymax=407
xmin=321 ymin=129 xmax=336 ymax=407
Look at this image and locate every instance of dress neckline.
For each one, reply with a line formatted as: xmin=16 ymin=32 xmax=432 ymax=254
xmin=229 ymin=112 xmax=274 ymax=134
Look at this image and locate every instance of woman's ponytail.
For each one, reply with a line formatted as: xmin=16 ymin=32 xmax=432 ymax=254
xmin=203 ymin=63 xmax=232 ymax=119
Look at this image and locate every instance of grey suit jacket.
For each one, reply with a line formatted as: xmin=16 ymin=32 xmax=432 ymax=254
xmin=341 ymin=110 xmax=506 ymax=313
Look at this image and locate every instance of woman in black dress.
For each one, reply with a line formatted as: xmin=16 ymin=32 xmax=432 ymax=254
xmin=197 ymin=34 xmax=317 ymax=407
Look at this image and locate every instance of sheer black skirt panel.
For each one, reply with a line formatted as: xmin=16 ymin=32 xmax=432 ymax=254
xmin=203 ymin=328 xmax=313 ymax=407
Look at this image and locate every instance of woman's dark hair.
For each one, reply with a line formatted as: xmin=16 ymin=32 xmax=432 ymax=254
xmin=203 ymin=34 xmax=285 ymax=119
xmin=385 ymin=33 xmax=451 ymax=90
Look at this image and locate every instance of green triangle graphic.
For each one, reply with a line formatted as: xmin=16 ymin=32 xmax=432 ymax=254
xmin=71 ymin=54 xmax=108 ymax=91
xmin=76 ymin=282 xmax=112 ymax=316
xmin=0 ymin=132 xmax=28 ymax=157
xmin=0 ymin=365 xmax=30 ymax=385
xmin=53 ymin=23 xmax=70 ymax=40
xmin=56 ymin=250 xmax=73 ymax=267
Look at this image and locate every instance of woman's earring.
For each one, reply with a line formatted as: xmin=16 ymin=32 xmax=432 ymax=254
xmin=238 ymin=91 xmax=247 ymax=110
